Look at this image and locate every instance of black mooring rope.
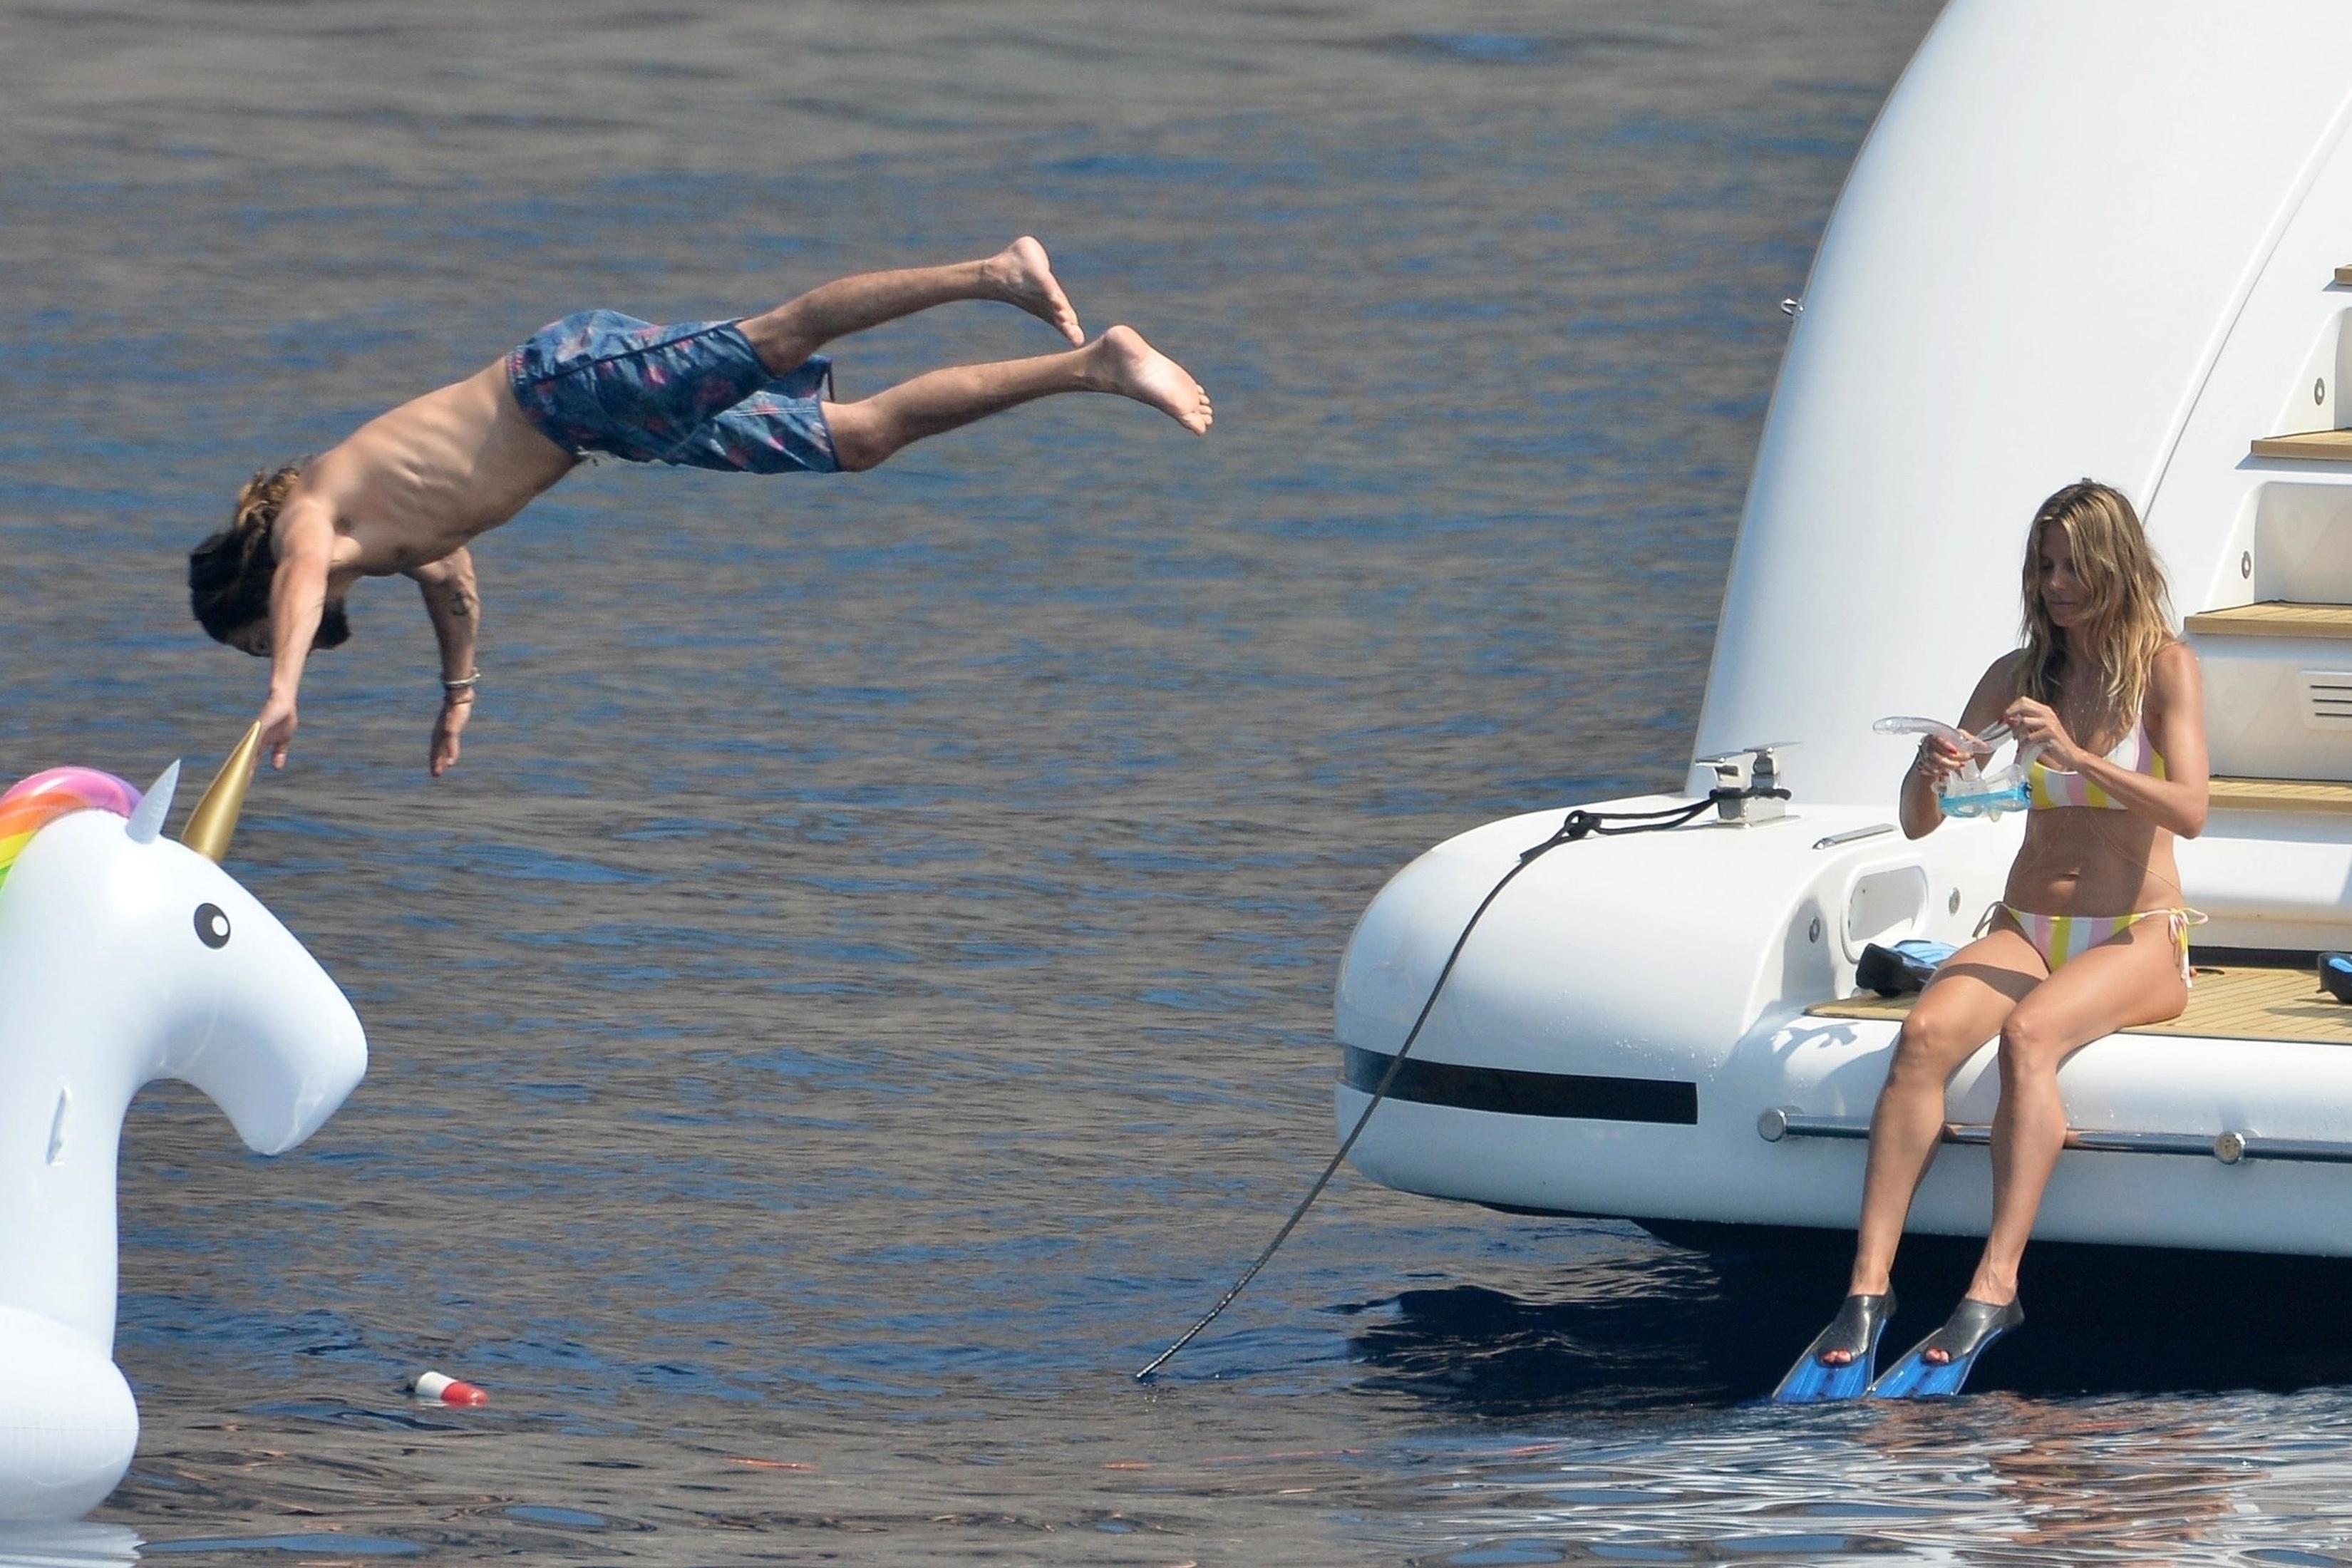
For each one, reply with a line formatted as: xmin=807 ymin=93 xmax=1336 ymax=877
xmin=1133 ymin=786 xmax=1780 ymax=1381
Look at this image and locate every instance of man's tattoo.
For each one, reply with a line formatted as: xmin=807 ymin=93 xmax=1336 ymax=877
xmin=448 ymin=593 xmax=472 ymax=617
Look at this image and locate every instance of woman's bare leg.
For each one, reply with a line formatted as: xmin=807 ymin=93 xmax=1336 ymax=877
xmin=1962 ymin=919 xmax=2187 ymax=1316
xmin=1805 ymin=928 xmax=2038 ymax=1374
xmin=1836 ymin=929 xmax=2040 ymax=1311
xmin=736 ymin=236 xmax=1084 ymax=374
xmin=823 ymin=326 xmax=1212 ymax=470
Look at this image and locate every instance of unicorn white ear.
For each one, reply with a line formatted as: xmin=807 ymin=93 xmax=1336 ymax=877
xmin=126 ymin=762 xmax=181 ymax=845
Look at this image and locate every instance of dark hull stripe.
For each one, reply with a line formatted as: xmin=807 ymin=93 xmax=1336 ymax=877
xmin=1340 ymin=1044 xmax=1698 ymax=1125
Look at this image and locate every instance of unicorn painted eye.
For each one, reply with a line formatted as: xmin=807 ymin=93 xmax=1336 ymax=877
xmin=194 ymin=903 xmax=232 ymax=949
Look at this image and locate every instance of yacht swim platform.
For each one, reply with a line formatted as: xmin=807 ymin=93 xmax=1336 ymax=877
xmin=1777 ymin=965 xmax=2352 ymax=1167
xmin=1810 ymin=961 xmax=2352 ymax=1046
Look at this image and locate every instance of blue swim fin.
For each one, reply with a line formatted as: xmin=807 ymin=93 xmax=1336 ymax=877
xmin=1867 ymin=1296 xmax=2023 ymax=1398
xmin=1771 ymin=1291 xmax=1896 ymax=1403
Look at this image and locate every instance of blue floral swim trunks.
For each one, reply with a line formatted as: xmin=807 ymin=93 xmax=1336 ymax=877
xmin=507 ymin=310 xmax=839 ymax=474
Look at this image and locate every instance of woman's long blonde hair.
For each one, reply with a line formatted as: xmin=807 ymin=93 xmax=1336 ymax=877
xmin=2016 ymin=479 xmax=2175 ymax=731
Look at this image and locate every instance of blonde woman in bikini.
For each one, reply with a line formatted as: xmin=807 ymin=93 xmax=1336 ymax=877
xmin=1776 ymin=479 xmax=2209 ymax=1401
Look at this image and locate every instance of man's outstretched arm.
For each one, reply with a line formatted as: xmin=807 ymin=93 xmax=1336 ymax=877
xmin=407 ymin=548 xmax=482 ymax=777
xmin=257 ymin=497 xmax=339 ymax=769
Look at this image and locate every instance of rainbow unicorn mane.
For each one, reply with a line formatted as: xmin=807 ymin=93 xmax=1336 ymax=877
xmin=0 ymin=768 xmax=143 ymax=889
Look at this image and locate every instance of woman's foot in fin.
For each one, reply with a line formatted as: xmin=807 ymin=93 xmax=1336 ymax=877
xmin=1867 ymin=1296 xmax=2023 ymax=1399
xmin=1771 ymin=1291 xmax=1897 ymax=1403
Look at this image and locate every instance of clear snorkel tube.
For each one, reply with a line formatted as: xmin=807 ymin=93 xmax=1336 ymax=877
xmin=1873 ymin=716 xmax=2042 ymax=820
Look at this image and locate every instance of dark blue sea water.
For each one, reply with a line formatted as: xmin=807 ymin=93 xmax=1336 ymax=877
xmin=14 ymin=1 xmax=2352 ymax=1562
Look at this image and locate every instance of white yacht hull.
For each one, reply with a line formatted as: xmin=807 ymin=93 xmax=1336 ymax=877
xmin=1336 ymin=0 xmax=2352 ymax=1256
xmin=1337 ymin=807 xmax=2352 ymax=1257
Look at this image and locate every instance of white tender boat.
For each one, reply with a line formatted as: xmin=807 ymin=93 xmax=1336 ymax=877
xmin=1336 ymin=0 xmax=2352 ymax=1259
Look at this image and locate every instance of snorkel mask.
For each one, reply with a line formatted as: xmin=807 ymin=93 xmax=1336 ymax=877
xmin=1874 ymin=716 xmax=2043 ymax=820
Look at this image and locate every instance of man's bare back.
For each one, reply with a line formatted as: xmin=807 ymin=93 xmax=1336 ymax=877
xmin=186 ymin=237 xmax=1211 ymax=778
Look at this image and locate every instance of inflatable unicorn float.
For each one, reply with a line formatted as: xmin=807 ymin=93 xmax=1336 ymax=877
xmin=0 ymin=725 xmax=366 ymax=1520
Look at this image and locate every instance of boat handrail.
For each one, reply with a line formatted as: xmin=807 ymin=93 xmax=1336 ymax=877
xmin=1756 ymin=1105 xmax=2352 ymax=1165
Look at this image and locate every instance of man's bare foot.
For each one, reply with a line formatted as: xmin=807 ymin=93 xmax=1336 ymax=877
xmin=983 ymin=236 xmax=1084 ymax=346
xmin=1090 ymin=325 xmax=1213 ymax=435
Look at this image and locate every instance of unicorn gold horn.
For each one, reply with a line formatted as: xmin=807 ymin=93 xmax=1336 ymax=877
xmin=180 ymin=722 xmax=264 ymax=863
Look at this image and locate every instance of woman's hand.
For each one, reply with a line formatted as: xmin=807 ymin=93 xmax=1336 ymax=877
xmin=1900 ymin=730 xmax=1974 ymax=839
xmin=1912 ymin=732 xmax=1972 ymax=784
xmin=2001 ymin=696 xmax=2083 ymax=770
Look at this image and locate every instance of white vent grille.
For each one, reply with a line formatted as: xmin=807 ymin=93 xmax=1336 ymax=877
xmin=2299 ymin=669 xmax=2352 ymax=729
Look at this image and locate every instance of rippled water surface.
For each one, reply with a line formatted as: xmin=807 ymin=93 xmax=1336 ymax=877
xmin=16 ymin=1 xmax=2352 ymax=1563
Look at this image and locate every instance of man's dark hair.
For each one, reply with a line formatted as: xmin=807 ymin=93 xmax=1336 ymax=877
xmin=189 ymin=460 xmax=349 ymax=651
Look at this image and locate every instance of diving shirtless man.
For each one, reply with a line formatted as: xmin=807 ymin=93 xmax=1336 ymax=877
xmin=187 ymin=237 xmax=1212 ymax=776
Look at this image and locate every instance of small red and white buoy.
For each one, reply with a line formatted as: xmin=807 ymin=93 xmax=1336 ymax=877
xmin=410 ymin=1370 xmax=487 ymax=1407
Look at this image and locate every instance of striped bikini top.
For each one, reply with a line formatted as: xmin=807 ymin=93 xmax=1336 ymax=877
xmin=2026 ymin=712 xmax=2165 ymax=810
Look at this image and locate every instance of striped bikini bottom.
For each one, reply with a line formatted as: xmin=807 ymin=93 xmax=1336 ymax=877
xmin=1986 ymin=905 xmax=2205 ymax=984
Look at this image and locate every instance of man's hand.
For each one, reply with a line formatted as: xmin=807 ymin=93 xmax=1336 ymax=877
xmin=262 ymin=495 xmax=339 ymax=769
xmin=410 ymin=548 xmax=483 ymax=778
xmin=430 ymin=693 xmax=473 ymax=777
xmin=258 ymin=690 xmax=299 ymax=770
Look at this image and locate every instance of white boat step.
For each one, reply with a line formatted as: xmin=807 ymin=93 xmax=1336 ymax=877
xmin=2252 ymin=429 xmax=2352 ymax=460
xmin=1811 ymin=961 xmax=2352 ymax=1043
xmin=2206 ymin=776 xmax=2352 ymax=815
xmin=2185 ymin=602 xmax=2352 ymax=638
